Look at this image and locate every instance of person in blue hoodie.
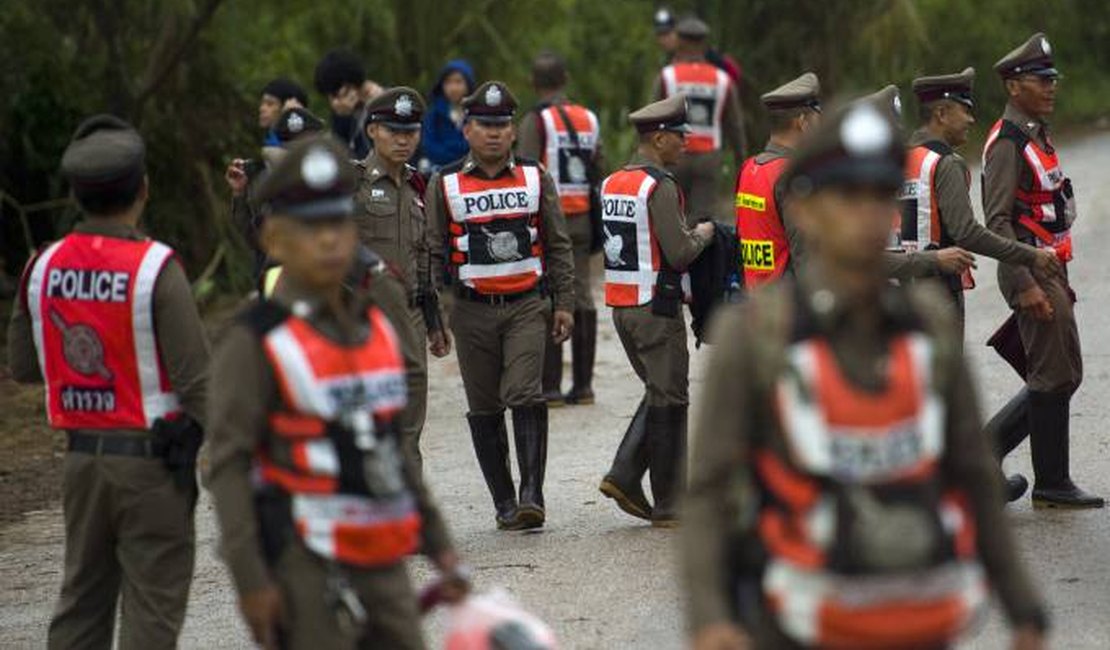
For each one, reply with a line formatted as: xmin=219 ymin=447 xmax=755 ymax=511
xmin=418 ymin=59 xmax=475 ymax=173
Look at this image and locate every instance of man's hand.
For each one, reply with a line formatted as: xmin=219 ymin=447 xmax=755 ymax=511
xmin=433 ymin=550 xmax=471 ymax=604
xmin=935 ymin=247 xmax=976 ymax=275
xmin=1031 ymin=248 xmax=1063 ymax=278
xmin=429 ymin=329 xmax=453 ymax=358
xmin=692 ymin=622 xmax=751 ymax=650
xmin=239 ymin=584 xmax=285 ymax=650
xmin=225 ymin=160 xmax=249 ymax=196
xmin=1012 ymin=625 xmax=1045 ymax=650
xmin=1017 ymin=284 xmax=1054 ymax=321
xmin=552 ymin=309 xmax=574 ymax=344
xmin=695 ymin=221 xmax=716 ymax=240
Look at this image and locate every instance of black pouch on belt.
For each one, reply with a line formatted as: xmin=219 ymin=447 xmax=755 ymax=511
xmin=651 ymin=268 xmax=683 ymax=318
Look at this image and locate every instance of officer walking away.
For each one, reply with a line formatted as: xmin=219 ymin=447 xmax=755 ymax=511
xmin=205 ymin=137 xmax=468 ymax=650
xmin=356 ymin=87 xmax=450 ymax=469
xmin=983 ymin=33 xmax=1103 ymax=508
xmin=517 ymin=51 xmax=605 ymax=408
xmin=734 ymin=72 xmax=821 ymax=288
xmin=655 ymin=17 xmax=745 ymax=224
xmin=314 ymin=49 xmax=383 ymax=159
xmin=653 ymin=8 xmax=742 ymax=86
xmin=682 ymin=102 xmax=1047 ymax=650
xmin=7 ymin=115 xmax=209 ymax=649
xmin=597 ymin=95 xmax=715 ymax=527
xmin=425 ymin=81 xmax=576 ymax=530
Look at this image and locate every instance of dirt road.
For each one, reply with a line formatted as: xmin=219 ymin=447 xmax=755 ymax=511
xmin=2 ymin=131 xmax=1109 ymax=648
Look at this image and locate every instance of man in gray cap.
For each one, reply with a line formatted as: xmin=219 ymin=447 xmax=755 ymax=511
xmin=655 ymin=16 xmax=746 ymax=225
xmin=982 ymin=33 xmax=1102 ymax=508
xmin=7 ymin=115 xmax=209 ymax=648
xmin=682 ymin=101 xmax=1047 ymax=650
xmin=425 ymin=81 xmax=576 ymax=530
xmin=206 ymin=136 xmax=468 ymax=650
xmin=597 ymin=93 xmax=714 ymax=527
xmin=734 ymin=72 xmax=821 ymax=288
xmin=353 ymin=86 xmax=448 ymax=471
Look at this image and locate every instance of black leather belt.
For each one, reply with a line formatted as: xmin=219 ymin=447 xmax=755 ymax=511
xmin=455 ymin=285 xmax=539 ymax=306
xmin=67 ymin=431 xmax=166 ymax=458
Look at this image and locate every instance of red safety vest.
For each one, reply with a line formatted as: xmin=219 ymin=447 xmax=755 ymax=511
xmin=896 ymin=142 xmax=975 ymax=289
xmin=757 ymin=330 xmax=986 ymax=648
xmin=442 ymin=163 xmax=545 ymax=295
xmin=660 ymin=61 xmax=732 ymax=153
xmin=25 ymin=234 xmax=180 ymax=430
xmin=734 ymin=155 xmax=790 ymax=287
xmin=538 ymin=103 xmax=600 ymax=216
xmin=601 ymin=168 xmax=664 ymax=307
xmin=257 ymin=304 xmax=421 ymax=568
xmin=983 ymin=119 xmax=1075 ymax=262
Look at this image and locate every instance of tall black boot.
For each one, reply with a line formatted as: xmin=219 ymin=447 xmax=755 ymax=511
xmin=599 ymin=399 xmax=652 ymax=521
xmin=648 ymin=404 xmax=687 ymax=528
xmin=1029 ymin=391 xmax=1104 ymax=509
xmin=512 ymin=403 xmax=549 ymax=529
xmin=467 ymin=412 xmax=522 ymax=529
xmin=983 ymin=389 xmax=1031 ymax=502
xmin=566 ymin=309 xmax=597 ymax=405
xmin=541 ymin=335 xmax=565 ymax=407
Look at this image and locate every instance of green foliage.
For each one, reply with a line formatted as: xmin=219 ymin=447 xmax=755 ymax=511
xmin=2 ymin=0 xmax=1107 ymax=291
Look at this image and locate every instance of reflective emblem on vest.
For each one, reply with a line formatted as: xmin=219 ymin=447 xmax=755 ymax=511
xmin=601 ymin=169 xmax=660 ymax=307
xmin=540 ymin=104 xmax=599 ymax=216
xmin=258 ymin=306 xmax=421 ymax=567
xmin=26 ymin=234 xmax=180 ymax=429
xmin=758 ymin=332 xmax=986 ymax=648
xmin=735 ymin=156 xmax=790 ymax=286
xmin=443 ymin=164 xmax=545 ymax=294
xmin=895 ymin=146 xmax=944 ymax=253
xmin=661 ymin=62 xmax=731 ymax=153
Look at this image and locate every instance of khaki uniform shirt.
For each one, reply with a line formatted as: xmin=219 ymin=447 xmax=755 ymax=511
xmin=7 ymin=220 xmax=209 ymax=429
xmin=424 ymin=152 xmax=576 ymax=312
xmin=203 ymin=275 xmax=453 ymax=596
xmin=681 ymin=271 xmax=1044 ymax=635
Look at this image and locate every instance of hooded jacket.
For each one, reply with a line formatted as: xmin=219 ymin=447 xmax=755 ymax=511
xmin=419 ymin=59 xmax=475 ymax=170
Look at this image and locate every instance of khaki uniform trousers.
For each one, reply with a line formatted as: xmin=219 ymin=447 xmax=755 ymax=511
xmin=612 ymin=304 xmax=690 ymax=407
xmin=450 ymin=294 xmax=549 ymax=414
xmin=402 ymin=305 xmax=429 ymax=466
xmin=565 ymin=213 xmax=595 ymax=311
xmin=1016 ymin=273 xmax=1082 ymax=394
xmin=48 ymin=451 xmax=195 ymax=650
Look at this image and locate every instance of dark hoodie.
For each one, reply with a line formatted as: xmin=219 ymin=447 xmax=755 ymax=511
xmin=419 ymin=59 xmax=475 ymax=170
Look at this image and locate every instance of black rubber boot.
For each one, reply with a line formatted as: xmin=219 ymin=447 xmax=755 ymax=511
xmin=648 ymin=404 xmax=687 ymax=528
xmin=1029 ymin=391 xmax=1105 ymax=509
xmin=467 ymin=412 xmax=521 ymax=529
xmin=541 ymin=329 xmax=565 ymax=407
xmin=1006 ymin=474 xmax=1030 ymax=502
xmin=984 ymin=389 xmax=1031 ymax=503
xmin=566 ymin=309 xmax=597 ymax=405
xmin=599 ymin=399 xmax=652 ymax=521
xmin=512 ymin=404 xmax=549 ymax=529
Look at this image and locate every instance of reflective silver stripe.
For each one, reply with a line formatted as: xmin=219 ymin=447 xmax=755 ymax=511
xmin=915 ymin=150 xmax=942 ymax=247
xmin=132 ymin=242 xmax=180 ymax=427
xmin=661 ymin=65 xmax=678 ymax=98
xmin=602 ymin=172 xmax=659 ymax=305
xmin=1023 ymin=142 xmax=1060 ymax=222
xmin=26 ymin=240 xmax=66 ymax=419
xmin=540 ymin=106 xmax=598 ymax=198
xmin=292 ymin=492 xmax=418 ymax=561
xmin=265 ymin=323 xmax=328 ymax=415
xmin=709 ymin=68 xmax=729 ymax=149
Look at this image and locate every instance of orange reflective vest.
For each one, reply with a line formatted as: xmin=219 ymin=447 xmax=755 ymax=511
xmin=735 ymin=155 xmax=790 ymax=287
xmin=442 ymin=163 xmax=545 ymax=295
xmin=756 ymin=325 xmax=986 ymax=648
xmin=538 ymin=103 xmax=600 ymax=216
xmin=254 ymin=303 xmax=421 ymax=567
xmin=601 ymin=167 xmax=666 ymax=307
xmin=983 ymin=119 xmax=1075 ymax=262
xmin=660 ymin=61 xmax=732 ymax=153
xmin=25 ymin=234 xmax=180 ymax=429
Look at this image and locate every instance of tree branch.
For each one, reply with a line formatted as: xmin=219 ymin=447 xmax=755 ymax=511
xmin=132 ymin=0 xmax=226 ymax=111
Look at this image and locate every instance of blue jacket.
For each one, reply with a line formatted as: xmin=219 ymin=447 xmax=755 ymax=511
xmin=420 ymin=59 xmax=475 ymax=170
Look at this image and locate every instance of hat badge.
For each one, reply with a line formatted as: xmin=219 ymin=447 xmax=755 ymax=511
xmin=892 ymin=94 xmax=903 ymax=117
xmin=395 ymin=94 xmax=413 ymax=117
xmin=654 ymin=8 xmax=670 ymax=23
xmin=302 ymin=147 xmax=339 ymax=189
xmin=841 ymin=104 xmax=891 ymax=155
xmin=1041 ymin=37 xmax=1051 ymax=55
xmin=288 ymin=111 xmax=304 ymax=133
xmin=485 ymin=85 xmax=503 ymax=107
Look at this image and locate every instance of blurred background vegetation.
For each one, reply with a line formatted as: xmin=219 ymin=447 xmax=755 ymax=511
xmin=2 ymin=0 xmax=1107 ymax=297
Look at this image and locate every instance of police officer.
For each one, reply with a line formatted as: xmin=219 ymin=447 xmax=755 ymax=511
xmin=517 ymin=51 xmax=605 ymax=407
xmin=734 ymin=72 xmax=821 ymax=288
xmin=7 ymin=115 xmax=209 ymax=649
xmin=425 ymin=81 xmax=576 ymax=530
xmin=355 ymin=86 xmax=448 ymax=468
xmin=983 ymin=33 xmax=1103 ymax=508
xmin=597 ymin=94 xmax=715 ymax=527
xmin=655 ymin=17 xmax=746 ymax=224
xmin=682 ymin=102 xmax=1048 ymax=650
xmin=205 ymin=137 xmax=467 ymax=650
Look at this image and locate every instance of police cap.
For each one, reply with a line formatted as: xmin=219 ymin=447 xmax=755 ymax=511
xmin=675 ymin=16 xmax=710 ymax=40
xmin=860 ymin=84 xmax=904 ymax=122
xmin=255 ymin=137 xmax=358 ymax=219
xmin=912 ymin=67 xmax=975 ymax=108
xmin=995 ymin=32 xmax=1058 ymax=79
xmin=367 ymin=86 xmax=425 ymax=131
xmin=274 ymin=107 xmax=326 ymax=144
xmin=761 ymin=72 xmax=822 ymax=112
xmin=462 ymin=81 xmax=518 ymax=124
xmin=61 ymin=115 xmax=146 ymax=192
xmin=653 ymin=7 xmax=675 ymax=34
xmin=629 ymin=94 xmax=691 ymax=134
